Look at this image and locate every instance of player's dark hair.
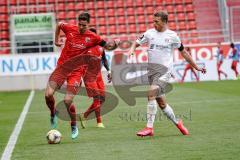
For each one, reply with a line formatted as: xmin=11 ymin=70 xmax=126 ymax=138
xmin=78 ymin=12 xmax=90 ymax=23
xmin=230 ymin=42 xmax=235 ymax=48
xmin=154 ymin=11 xmax=168 ymax=23
xmin=89 ymin=27 xmax=97 ymax=33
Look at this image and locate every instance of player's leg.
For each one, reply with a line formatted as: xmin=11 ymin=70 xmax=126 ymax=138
xmin=136 ymin=84 xmax=158 ymax=137
xmin=190 ymin=68 xmax=199 ymax=81
xmin=231 ymin=61 xmax=239 ymax=77
xmin=45 ymin=81 xmax=58 ymax=128
xmin=156 ymin=96 xmax=189 ymax=135
xmin=65 ymin=71 xmax=82 ymax=139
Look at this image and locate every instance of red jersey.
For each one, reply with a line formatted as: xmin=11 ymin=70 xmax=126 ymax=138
xmin=85 ymin=45 xmax=104 ymax=59
xmin=57 ymin=23 xmax=104 ymax=65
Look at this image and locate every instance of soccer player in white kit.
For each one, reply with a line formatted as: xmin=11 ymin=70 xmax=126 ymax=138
xmin=128 ymin=11 xmax=206 ymax=137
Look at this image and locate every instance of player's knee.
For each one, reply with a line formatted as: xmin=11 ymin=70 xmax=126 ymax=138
xmin=64 ymin=97 xmax=73 ymax=106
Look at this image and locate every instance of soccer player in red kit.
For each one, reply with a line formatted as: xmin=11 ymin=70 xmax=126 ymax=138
xmin=229 ymin=43 xmax=239 ymax=78
xmin=80 ymin=28 xmax=112 ymax=128
xmin=216 ymin=42 xmax=227 ymax=80
xmin=181 ymin=47 xmax=199 ymax=82
xmin=45 ymin=12 xmax=117 ymax=139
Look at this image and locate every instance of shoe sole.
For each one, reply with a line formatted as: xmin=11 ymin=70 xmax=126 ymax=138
xmin=136 ymin=133 xmax=154 ymax=137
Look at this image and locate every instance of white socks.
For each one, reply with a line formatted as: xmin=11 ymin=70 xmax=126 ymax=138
xmin=162 ymin=104 xmax=178 ymax=125
xmin=146 ymin=100 xmax=157 ymax=128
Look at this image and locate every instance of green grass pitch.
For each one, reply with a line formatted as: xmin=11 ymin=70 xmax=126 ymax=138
xmin=0 ymin=81 xmax=240 ymax=160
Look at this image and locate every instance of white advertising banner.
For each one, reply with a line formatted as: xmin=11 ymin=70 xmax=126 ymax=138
xmin=0 ymin=43 xmax=239 ymax=82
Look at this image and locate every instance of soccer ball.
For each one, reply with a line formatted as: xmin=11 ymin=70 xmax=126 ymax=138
xmin=46 ymin=129 xmax=62 ymax=144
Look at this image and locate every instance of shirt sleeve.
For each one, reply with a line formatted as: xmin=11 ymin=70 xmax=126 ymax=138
xmin=59 ymin=22 xmax=70 ymax=34
xmin=136 ymin=31 xmax=149 ymax=45
xmin=171 ymin=34 xmax=181 ymax=49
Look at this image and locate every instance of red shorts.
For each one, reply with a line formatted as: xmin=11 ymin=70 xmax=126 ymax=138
xmin=84 ymin=72 xmax=105 ymax=97
xmin=66 ymin=67 xmax=86 ymax=95
xmin=232 ymin=60 xmax=238 ymax=69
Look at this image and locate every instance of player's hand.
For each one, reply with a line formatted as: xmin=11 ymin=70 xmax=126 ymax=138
xmin=55 ymin=42 xmax=63 ymax=47
xmin=107 ymin=71 xmax=112 ymax=83
xmin=197 ymin=67 xmax=206 ymax=74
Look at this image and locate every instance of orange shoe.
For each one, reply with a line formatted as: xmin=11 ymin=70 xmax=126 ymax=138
xmin=136 ymin=127 xmax=154 ymax=137
xmin=176 ymin=119 xmax=189 ymax=135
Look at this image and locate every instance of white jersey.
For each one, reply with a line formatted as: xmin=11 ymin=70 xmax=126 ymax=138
xmin=136 ymin=28 xmax=181 ymax=70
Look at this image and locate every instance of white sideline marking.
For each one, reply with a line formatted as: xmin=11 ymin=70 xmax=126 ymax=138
xmin=1 ymin=90 xmax=35 ymax=160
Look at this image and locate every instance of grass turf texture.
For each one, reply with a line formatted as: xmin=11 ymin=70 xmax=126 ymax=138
xmin=1 ymin=81 xmax=240 ymax=160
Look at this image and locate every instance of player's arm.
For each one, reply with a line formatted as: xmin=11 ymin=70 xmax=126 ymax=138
xmin=101 ymin=51 xmax=112 ymax=83
xmin=128 ymin=41 xmax=141 ymax=55
xmin=55 ymin=22 xmax=64 ymax=47
xmin=179 ymin=44 xmax=206 ymax=73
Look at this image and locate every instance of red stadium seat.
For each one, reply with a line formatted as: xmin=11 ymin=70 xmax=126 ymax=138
xmin=145 ymin=0 xmax=154 ymax=6
xmin=67 ymin=11 xmax=76 ymax=19
xmin=185 ymin=0 xmax=193 ymax=4
xmin=164 ymin=0 xmax=173 ymax=5
xmin=109 ymin=25 xmax=117 ymax=34
xmin=190 ymin=38 xmax=200 ymax=44
xmin=75 ymin=2 xmax=85 ymax=10
xmin=139 ymin=23 xmax=147 ymax=32
xmin=175 ymin=0 xmax=184 ymax=4
xmin=156 ymin=5 xmax=164 ymax=11
xmin=57 ymin=12 xmax=66 ymax=20
xmin=166 ymin=5 xmax=174 ymax=13
xmin=67 ymin=3 xmax=75 ymax=11
xmin=86 ymin=9 xmax=95 ymax=18
xmin=0 ymin=49 xmax=10 ymax=54
xmin=99 ymin=25 xmax=107 ymax=35
xmin=147 ymin=15 xmax=153 ymax=24
xmin=136 ymin=0 xmax=144 ymax=7
xmin=181 ymin=39 xmax=189 ymax=45
xmin=116 ymin=8 xmax=125 ymax=16
xmin=96 ymin=1 xmax=105 ymax=9
xmin=68 ymin=19 xmax=76 ymax=24
xmin=168 ymin=22 xmax=177 ymax=30
xmin=187 ymin=12 xmax=195 ymax=20
xmin=28 ymin=0 xmax=36 ymax=5
xmin=129 ymin=24 xmax=136 ymax=33
xmin=176 ymin=5 xmax=184 ymax=13
xmin=108 ymin=17 xmax=116 ymax=25
xmin=177 ymin=13 xmax=185 ymax=21
xmin=39 ymin=6 xmax=47 ymax=13
xmin=190 ymin=30 xmax=198 ymax=37
xmin=155 ymin=0 xmax=163 ymax=5
xmin=57 ymin=3 xmax=65 ymax=11
xmin=38 ymin=0 xmax=46 ymax=4
xmin=10 ymin=0 xmax=17 ymax=5
xmin=118 ymin=25 xmax=127 ymax=33
xmin=126 ymin=7 xmax=135 ymax=16
xmin=0 ymin=14 xmax=8 ymax=22
xmin=136 ymin=7 xmax=145 ymax=15
xmin=98 ymin=17 xmax=106 ymax=25
xmin=86 ymin=1 xmax=94 ymax=9
xmin=186 ymin=4 xmax=194 ymax=12
xmin=128 ymin=16 xmax=136 ymax=24
xmin=98 ymin=9 xmax=105 ymax=17
xmin=0 ymin=6 xmax=8 ymax=14
xmin=106 ymin=1 xmax=114 ymax=8
xmin=138 ymin=15 xmax=146 ymax=24
xmin=146 ymin=6 xmax=154 ymax=15
xmin=1 ymin=22 xmax=8 ymax=31
xmin=91 ymin=18 xmax=96 ymax=26
xmin=118 ymin=16 xmax=126 ymax=25
xmin=0 ymin=40 xmax=9 ymax=47
xmin=189 ymin=21 xmax=197 ymax=29
xmin=168 ymin=13 xmax=175 ymax=22
xmin=48 ymin=0 xmax=55 ymax=4
xmin=126 ymin=0 xmax=134 ymax=7
xmin=1 ymin=31 xmax=9 ymax=40
xmin=179 ymin=22 xmax=187 ymax=30
xmin=106 ymin=8 xmax=115 ymax=17
xmin=116 ymin=0 xmax=124 ymax=7
xmin=0 ymin=0 xmax=7 ymax=5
